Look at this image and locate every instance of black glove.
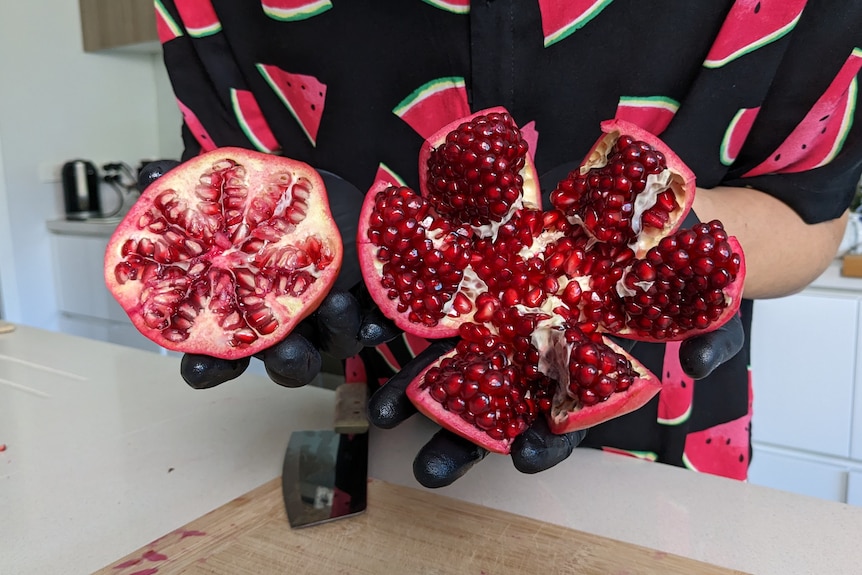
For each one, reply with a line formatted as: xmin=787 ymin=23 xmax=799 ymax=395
xmin=135 ymin=160 xmax=401 ymax=390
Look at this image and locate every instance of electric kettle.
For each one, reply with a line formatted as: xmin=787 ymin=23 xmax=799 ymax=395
xmin=61 ymin=159 xmax=101 ymax=220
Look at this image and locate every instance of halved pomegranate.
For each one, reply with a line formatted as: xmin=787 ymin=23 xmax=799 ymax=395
xmin=105 ymin=147 xmax=343 ymax=360
xmin=359 ymin=109 xmax=745 ymax=454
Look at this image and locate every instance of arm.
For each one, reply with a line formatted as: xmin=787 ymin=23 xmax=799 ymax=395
xmin=693 ymin=185 xmax=848 ymax=300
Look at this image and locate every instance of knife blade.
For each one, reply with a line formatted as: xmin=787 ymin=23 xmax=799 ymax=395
xmin=282 ymin=381 xmax=369 ymax=528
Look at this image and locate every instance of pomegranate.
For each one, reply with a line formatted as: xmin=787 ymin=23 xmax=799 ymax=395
xmin=358 ymin=109 xmax=745 ymax=454
xmin=105 ymin=147 xmax=343 ymax=360
xmin=357 ymin=108 xmax=540 ymax=338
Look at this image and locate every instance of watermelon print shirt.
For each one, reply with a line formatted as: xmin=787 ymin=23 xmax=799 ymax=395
xmin=156 ymin=0 xmax=862 ymax=481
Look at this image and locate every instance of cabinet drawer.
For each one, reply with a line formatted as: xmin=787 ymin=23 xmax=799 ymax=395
xmin=749 ymin=446 xmax=847 ymax=503
xmin=852 ymin=305 xmax=862 ymax=460
xmin=51 ymin=234 xmax=128 ymax=322
xmin=750 ymin=294 xmax=858 ymax=458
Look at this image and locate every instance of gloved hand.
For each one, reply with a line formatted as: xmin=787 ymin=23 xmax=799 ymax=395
xmin=365 ymin=162 xmax=747 ymax=488
xmin=135 ymin=160 xmax=401 ymax=390
xmin=366 ymin=312 xmax=744 ymax=488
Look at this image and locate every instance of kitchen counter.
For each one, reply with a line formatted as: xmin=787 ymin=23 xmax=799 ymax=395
xmin=3 ymin=325 xmax=862 ymax=575
xmin=46 ymin=217 xmax=122 ymax=238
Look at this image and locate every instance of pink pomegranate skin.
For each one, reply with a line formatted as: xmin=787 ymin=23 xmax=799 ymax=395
xmin=105 ymin=147 xmax=343 ymax=360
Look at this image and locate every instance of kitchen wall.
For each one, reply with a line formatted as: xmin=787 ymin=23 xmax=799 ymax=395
xmin=0 ymin=1 xmax=182 ymax=327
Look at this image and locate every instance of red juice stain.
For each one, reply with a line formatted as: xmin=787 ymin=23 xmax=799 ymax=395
xmin=113 ymin=559 xmax=142 ymax=569
xmin=179 ymin=530 xmax=206 ymax=538
xmin=143 ymin=550 xmax=168 ymax=562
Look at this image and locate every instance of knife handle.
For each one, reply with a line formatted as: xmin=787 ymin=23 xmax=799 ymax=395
xmin=334 ymin=382 xmax=369 ymax=434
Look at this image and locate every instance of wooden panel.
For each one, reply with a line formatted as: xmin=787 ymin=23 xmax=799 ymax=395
xmin=79 ymin=0 xmax=158 ymax=52
xmin=95 ymin=478 xmax=749 ymax=575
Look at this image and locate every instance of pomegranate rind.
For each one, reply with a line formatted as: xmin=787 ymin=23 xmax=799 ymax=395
xmin=548 ymin=336 xmax=662 ymax=434
xmin=581 ymin=119 xmax=696 ymax=257
xmin=418 ymin=106 xmax=542 ymax=211
xmin=356 ymin=181 xmax=460 ymax=339
xmin=405 ymin=349 xmax=513 ymax=454
xmin=615 ymin=235 xmax=746 ymax=343
xmin=104 ymin=147 xmax=343 ymax=360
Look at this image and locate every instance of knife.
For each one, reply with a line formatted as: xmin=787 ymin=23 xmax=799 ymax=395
xmin=281 ymin=381 xmax=369 ymax=528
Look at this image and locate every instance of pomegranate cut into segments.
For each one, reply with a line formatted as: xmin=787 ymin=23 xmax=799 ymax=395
xmin=358 ymin=110 xmax=746 ymax=454
xmin=104 ymin=147 xmax=343 ymax=360
xmin=357 ymin=107 xmax=541 ymax=339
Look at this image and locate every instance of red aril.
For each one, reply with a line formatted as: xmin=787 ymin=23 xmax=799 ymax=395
xmin=357 ymin=108 xmax=541 ymax=338
xmin=363 ymin=110 xmax=746 ymax=454
xmin=105 ymin=147 xmax=343 ymax=360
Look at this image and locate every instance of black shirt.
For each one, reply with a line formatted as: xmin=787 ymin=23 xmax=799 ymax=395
xmin=156 ymin=0 xmax=862 ymax=479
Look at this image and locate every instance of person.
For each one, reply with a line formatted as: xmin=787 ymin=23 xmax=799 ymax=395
xmin=149 ymin=0 xmax=860 ymax=487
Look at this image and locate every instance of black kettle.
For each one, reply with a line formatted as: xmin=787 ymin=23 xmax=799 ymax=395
xmin=61 ymin=159 xmax=101 ymax=220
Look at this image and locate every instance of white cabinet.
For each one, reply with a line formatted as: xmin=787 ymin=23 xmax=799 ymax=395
xmin=750 ymin=293 xmax=858 ymax=458
xmin=749 ymin=264 xmax=862 ymax=505
xmin=847 ymin=471 xmax=862 ymax=506
xmin=49 ymin=227 xmax=161 ymax=354
xmin=748 ymin=447 xmax=847 ymax=502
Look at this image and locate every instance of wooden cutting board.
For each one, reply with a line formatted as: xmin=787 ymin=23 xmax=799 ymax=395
xmin=95 ymin=478 xmax=749 ymax=575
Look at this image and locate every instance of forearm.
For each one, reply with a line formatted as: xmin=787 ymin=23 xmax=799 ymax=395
xmin=692 ymin=186 xmax=848 ymax=300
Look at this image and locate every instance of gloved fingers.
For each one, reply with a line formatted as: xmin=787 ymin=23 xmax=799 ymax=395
xmin=180 ymin=354 xmax=251 ymax=389
xmin=412 ymin=428 xmax=489 ymax=489
xmin=136 ymin=159 xmax=181 ymax=192
xmin=352 ymin=282 xmax=402 ymax=346
xmin=260 ymin=331 xmax=323 ymax=388
xmin=358 ymin=306 xmax=402 ymax=346
xmin=367 ymin=338 xmax=458 ymax=429
xmin=678 ymin=313 xmax=745 ymax=379
xmin=510 ymin=417 xmax=587 ymax=474
xmin=314 ymin=288 xmax=364 ymax=359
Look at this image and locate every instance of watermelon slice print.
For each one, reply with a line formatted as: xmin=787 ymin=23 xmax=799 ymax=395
xmin=703 ymin=0 xmax=806 ymax=69
xmin=175 ymin=99 xmax=216 ymax=152
xmin=719 ymin=107 xmax=760 ymax=166
xmin=614 ymin=96 xmax=679 ymax=136
xmin=657 ymin=341 xmax=694 ymax=426
xmin=682 ymin=375 xmax=753 ymax=481
xmin=261 ymin=0 xmax=332 ymax=22
xmin=344 ymin=355 xmax=367 ymax=384
xmin=520 ymin=120 xmax=540 ymax=162
xmin=744 ymin=47 xmax=862 ymax=177
xmin=368 ymin=162 xmax=407 ymax=192
xmin=421 ymin=0 xmax=470 ymax=14
xmin=402 ymin=332 xmax=431 ymax=358
xmin=154 ymin=0 xmax=183 ymax=43
xmin=230 ymin=89 xmax=281 ymax=153
xmin=537 ymin=0 xmax=615 ymax=48
xmin=174 ymin=0 xmax=222 ymax=38
xmin=601 ymin=446 xmax=658 ymax=462
xmin=393 ymin=77 xmax=471 ymax=140
xmin=257 ymin=64 xmax=327 ymax=147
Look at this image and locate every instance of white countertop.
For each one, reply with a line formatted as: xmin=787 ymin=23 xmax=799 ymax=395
xmin=46 ymin=217 xmax=122 ymax=237
xmin=3 ymin=324 xmax=862 ymax=574
xmin=806 ymin=258 xmax=862 ymax=293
